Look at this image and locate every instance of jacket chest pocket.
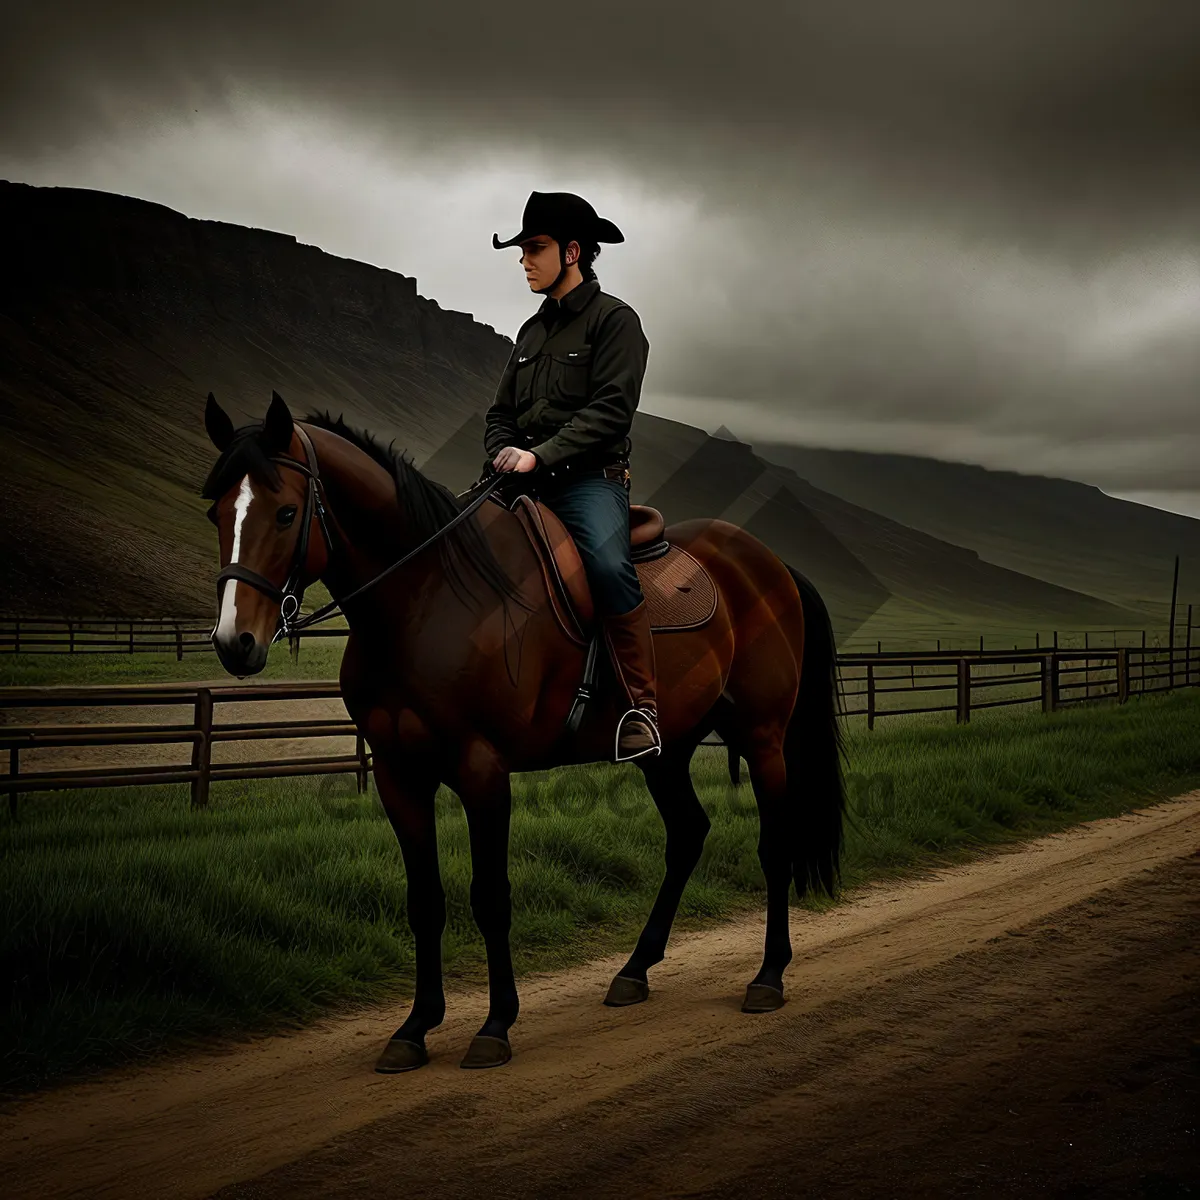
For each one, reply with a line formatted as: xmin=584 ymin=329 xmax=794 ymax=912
xmin=545 ymin=346 xmax=592 ymax=405
xmin=513 ymin=356 xmax=540 ymax=415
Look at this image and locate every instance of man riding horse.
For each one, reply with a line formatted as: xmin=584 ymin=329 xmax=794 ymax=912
xmin=485 ymin=190 xmax=661 ymax=763
xmin=200 ymin=192 xmax=846 ymax=1072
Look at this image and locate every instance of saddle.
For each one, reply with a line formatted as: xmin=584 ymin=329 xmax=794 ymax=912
xmin=503 ymin=494 xmax=718 ymax=645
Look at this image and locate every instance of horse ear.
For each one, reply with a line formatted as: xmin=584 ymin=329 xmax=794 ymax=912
xmin=263 ymin=390 xmax=294 ymax=454
xmin=205 ymin=392 xmax=235 ymax=451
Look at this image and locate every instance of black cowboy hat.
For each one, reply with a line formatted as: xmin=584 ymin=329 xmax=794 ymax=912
xmin=492 ymin=191 xmax=624 ymax=249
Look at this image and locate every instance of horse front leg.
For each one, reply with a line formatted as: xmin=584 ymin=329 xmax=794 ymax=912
xmin=371 ymin=749 xmax=447 ymax=1073
xmin=455 ymin=742 xmax=519 ymax=1069
xmin=604 ymin=744 xmax=711 ymax=1006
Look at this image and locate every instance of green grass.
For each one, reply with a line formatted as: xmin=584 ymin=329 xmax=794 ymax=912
xmin=4 ymin=689 xmax=1200 ymax=1095
xmin=0 ymin=640 xmax=349 ymax=686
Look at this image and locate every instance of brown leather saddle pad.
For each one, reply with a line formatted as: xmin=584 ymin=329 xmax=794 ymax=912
xmin=507 ymin=494 xmax=718 ymax=647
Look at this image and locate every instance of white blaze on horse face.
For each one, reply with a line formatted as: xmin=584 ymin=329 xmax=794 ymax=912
xmin=215 ymin=475 xmax=254 ymax=643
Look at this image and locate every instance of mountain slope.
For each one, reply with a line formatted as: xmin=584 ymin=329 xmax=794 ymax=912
xmin=751 ymin=441 xmax=1200 ymax=618
xmin=0 ymin=180 xmax=510 ymax=613
xmin=635 ymin=425 xmax=1140 ymax=642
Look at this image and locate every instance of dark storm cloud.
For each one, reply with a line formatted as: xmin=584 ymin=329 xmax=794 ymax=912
xmin=4 ymin=1 xmax=1199 ymax=240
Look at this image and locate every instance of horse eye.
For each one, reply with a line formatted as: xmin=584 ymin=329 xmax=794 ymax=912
xmin=277 ymin=505 xmax=298 ymax=527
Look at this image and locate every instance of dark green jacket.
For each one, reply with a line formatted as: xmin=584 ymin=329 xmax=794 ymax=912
xmin=484 ymin=279 xmax=650 ymax=471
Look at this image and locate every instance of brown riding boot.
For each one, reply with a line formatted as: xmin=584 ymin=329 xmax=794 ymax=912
xmin=600 ymin=598 xmax=662 ymax=761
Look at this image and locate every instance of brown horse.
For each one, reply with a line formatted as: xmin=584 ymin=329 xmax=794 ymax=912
xmin=202 ymin=391 xmax=846 ymax=1072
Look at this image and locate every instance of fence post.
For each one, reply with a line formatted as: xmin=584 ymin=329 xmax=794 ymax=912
xmin=1186 ymin=604 xmax=1193 ymax=687
xmin=1041 ymin=657 xmax=1060 ymax=710
xmin=290 ymin=632 xmax=300 ymax=662
xmin=128 ymin=621 xmax=135 ymax=654
xmin=1117 ymin=648 xmax=1129 ymax=704
xmin=356 ymin=733 xmax=370 ymax=793
xmin=190 ymin=688 xmax=213 ymax=808
xmin=7 ymin=747 xmax=17 ymax=820
xmin=68 ymin=620 xmax=75 ymax=653
xmin=175 ymin=623 xmax=184 ymax=662
xmin=956 ymin=658 xmax=970 ymax=723
xmin=866 ymin=663 xmax=876 ymax=731
xmin=14 ymin=619 xmax=19 ymax=654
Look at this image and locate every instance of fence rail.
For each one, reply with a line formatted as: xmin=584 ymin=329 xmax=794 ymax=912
xmin=4 ymin=614 xmax=1195 ymax=660
xmin=836 ymin=646 xmax=1200 ymax=728
xmin=0 ymin=617 xmax=347 ymax=659
xmin=0 ymin=681 xmax=368 ymax=813
xmin=2 ymin=644 xmax=1199 ymax=811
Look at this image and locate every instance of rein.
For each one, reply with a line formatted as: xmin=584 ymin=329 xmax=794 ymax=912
xmin=214 ymin=426 xmax=509 ymax=644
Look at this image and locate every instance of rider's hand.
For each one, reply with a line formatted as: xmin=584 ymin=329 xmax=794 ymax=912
xmin=492 ymin=447 xmax=539 ymax=473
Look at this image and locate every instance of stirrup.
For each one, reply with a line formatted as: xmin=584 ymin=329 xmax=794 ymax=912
xmin=614 ymin=706 xmax=662 ymax=762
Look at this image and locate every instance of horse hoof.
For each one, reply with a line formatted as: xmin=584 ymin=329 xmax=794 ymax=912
xmin=604 ymin=975 xmax=650 ymax=1007
xmin=742 ymin=983 xmax=786 ymax=1013
xmin=460 ymin=1035 xmax=512 ymax=1069
xmin=375 ymin=1038 xmax=428 ymax=1073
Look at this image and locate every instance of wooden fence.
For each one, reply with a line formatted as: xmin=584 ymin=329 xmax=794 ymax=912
xmin=2 ymin=645 xmax=1198 ymax=812
xmin=5 ymin=615 xmax=1194 ymax=660
xmin=0 ymin=617 xmax=347 ymax=658
xmin=0 ymin=681 xmax=368 ymax=815
xmin=836 ymin=645 xmax=1199 ymax=729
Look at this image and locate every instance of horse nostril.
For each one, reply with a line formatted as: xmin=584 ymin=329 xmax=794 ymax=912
xmin=239 ymin=632 xmax=256 ymax=653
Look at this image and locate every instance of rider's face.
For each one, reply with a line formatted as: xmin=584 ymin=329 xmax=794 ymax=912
xmin=519 ymin=235 xmax=578 ymax=292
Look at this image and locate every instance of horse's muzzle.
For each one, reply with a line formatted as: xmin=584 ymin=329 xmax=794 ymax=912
xmin=212 ymin=629 xmax=269 ymax=676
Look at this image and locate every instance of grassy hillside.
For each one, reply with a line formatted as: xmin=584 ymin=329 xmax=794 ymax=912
xmin=752 ymin=440 xmax=1200 ymax=621
xmin=0 ymin=180 xmax=509 ymax=615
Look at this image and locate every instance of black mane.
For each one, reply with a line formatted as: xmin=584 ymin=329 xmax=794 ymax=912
xmin=302 ymin=410 xmax=526 ymax=612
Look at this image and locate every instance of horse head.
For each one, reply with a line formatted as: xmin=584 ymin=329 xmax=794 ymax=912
xmin=201 ymin=390 xmax=329 ymax=675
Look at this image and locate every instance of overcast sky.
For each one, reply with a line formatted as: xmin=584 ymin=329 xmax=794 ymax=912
xmin=3 ymin=1 xmax=1199 ymax=514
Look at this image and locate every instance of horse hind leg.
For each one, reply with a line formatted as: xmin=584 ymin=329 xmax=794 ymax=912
xmin=604 ymin=743 xmax=711 ymax=1006
xmin=740 ymin=731 xmax=795 ymax=1013
xmin=731 ymin=648 xmax=846 ymax=1011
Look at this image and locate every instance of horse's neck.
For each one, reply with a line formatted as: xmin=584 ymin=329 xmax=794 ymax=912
xmin=305 ymin=426 xmax=426 ymax=594
xmin=305 ymin=425 xmax=535 ymax=634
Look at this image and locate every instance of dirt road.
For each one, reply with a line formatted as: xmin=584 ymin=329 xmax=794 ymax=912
xmin=5 ymin=796 xmax=1198 ymax=1199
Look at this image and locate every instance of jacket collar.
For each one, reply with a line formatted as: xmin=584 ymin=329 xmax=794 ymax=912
xmin=539 ymin=278 xmax=600 ymax=317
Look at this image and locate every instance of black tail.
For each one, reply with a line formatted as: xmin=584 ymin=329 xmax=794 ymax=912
xmin=783 ymin=565 xmax=847 ymax=899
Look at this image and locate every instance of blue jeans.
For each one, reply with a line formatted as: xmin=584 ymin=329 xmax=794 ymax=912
xmin=539 ymin=472 xmax=645 ymax=616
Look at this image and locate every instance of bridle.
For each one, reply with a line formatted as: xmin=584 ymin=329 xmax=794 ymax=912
xmin=213 ymin=425 xmax=508 ymax=645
